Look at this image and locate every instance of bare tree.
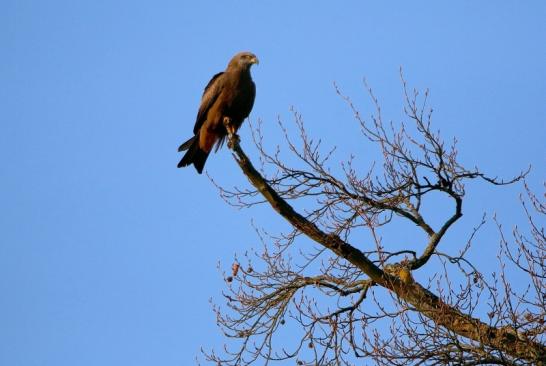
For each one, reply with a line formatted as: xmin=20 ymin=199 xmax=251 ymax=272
xmin=202 ymin=74 xmax=545 ymax=365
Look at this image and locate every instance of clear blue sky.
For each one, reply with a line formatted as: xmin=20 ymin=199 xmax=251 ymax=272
xmin=1 ymin=1 xmax=545 ymax=365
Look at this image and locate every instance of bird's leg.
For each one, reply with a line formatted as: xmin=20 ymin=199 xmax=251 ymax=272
xmin=223 ymin=116 xmax=239 ymax=148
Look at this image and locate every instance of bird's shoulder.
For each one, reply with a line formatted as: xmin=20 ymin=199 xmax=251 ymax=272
xmin=202 ymin=71 xmax=225 ymax=96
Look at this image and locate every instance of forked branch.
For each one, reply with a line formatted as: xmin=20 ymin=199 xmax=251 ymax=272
xmin=227 ymin=135 xmax=546 ymax=364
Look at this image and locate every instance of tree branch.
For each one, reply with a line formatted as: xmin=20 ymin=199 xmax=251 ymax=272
xmin=228 ymin=135 xmax=546 ymax=364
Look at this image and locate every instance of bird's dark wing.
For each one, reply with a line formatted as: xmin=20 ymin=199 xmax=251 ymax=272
xmin=193 ymin=72 xmax=224 ymax=134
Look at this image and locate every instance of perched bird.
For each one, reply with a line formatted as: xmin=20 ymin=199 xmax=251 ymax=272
xmin=177 ymin=51 xmax=259 ymax=173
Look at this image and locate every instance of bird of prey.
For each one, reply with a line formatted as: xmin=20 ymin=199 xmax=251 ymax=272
xmin=177 ymin=51 xmax=259 ymax=173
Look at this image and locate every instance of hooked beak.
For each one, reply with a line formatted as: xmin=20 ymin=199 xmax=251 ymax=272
xmin=251 ymin=56 xmax=259 ymax=65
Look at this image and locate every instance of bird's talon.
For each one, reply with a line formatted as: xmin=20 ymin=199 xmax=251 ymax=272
xmin=223 ymin=117 xmax=233 ymax=131
xmin=227 ymin=133 xmax=240 ymax=149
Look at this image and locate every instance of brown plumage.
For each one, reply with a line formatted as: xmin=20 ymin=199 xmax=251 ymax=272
xmin=177 ymin=51 xmax=258 ymax=173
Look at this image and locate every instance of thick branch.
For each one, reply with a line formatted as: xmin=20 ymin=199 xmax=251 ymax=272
xmin=229 ymin=136 xmax=546 ymax=364
xmin=230 ymin=137 xmax=386 ymax=284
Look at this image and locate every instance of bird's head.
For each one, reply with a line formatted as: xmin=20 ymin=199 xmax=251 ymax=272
xmin=228 ymin=51 xmax=259 ymax=70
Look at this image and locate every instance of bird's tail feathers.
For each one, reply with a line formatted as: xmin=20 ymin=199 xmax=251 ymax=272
xmin=178 ymin=135 xmax=196 ymax=152
xmin=177 ymin=135 xmax=209 ymax=174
